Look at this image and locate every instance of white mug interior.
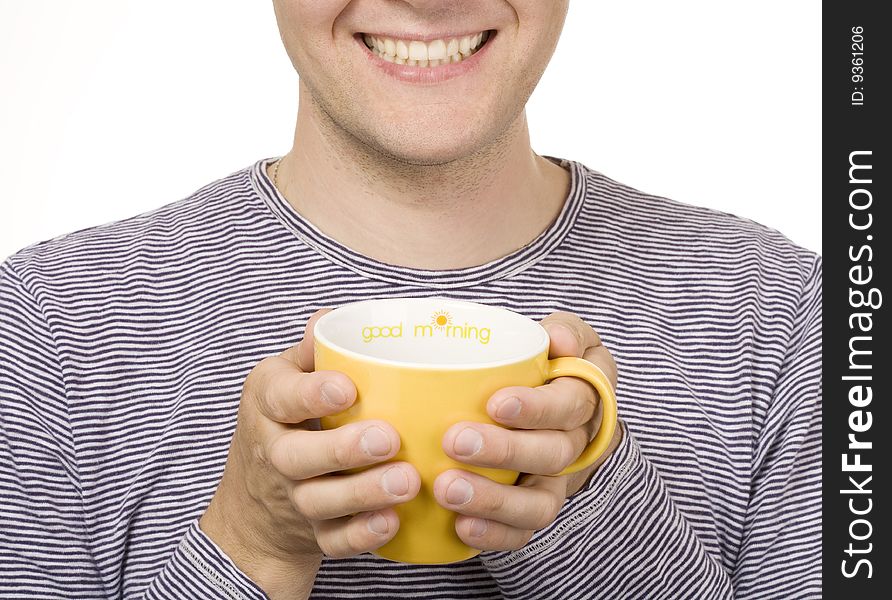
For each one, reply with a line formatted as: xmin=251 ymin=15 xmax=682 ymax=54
xmin=314 ymin=298 xmax=549 ymax=368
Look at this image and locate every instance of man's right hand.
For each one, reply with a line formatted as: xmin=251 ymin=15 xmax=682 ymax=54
xmin=200 ymin=309 xmax=421 ymax=599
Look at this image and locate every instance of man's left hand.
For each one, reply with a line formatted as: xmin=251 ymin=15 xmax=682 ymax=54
xmin=433 ymin=311 xmax=622 ymax=551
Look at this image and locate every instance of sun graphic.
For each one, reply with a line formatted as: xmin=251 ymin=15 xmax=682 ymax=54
xmin=430 ymin=310 xmax=453 ymax=330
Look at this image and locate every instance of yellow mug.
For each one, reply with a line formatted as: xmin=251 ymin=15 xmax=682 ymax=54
xmin=314 ymin=297 xmax=617 ymax=564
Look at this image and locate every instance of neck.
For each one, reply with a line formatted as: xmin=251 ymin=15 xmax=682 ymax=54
xmin=269 ymin=83 xmax=570 ymax=270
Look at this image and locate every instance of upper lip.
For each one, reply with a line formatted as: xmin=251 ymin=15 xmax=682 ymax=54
xmin=356 ymin=29 xmax=494 ymax=42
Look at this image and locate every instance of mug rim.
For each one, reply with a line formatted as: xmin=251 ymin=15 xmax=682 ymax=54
xmin=313 ymin=298 xmax=550 ymax=371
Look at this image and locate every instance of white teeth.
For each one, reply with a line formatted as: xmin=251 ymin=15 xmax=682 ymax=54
xmin=396 ymin=40 xmax=409 ymax=59
xmin=362 ymin=31 xmax=490 ymax=67
xmin=427 ymin=39 xmax=447 ymax=60
xmin=408 ymin=41 xmax=427 ymax=61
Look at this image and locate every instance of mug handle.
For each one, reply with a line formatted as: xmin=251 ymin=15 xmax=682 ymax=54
xmin=545 ymin=357 xmax=618 ymax=477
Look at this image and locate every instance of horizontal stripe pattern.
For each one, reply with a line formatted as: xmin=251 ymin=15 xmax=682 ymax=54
xmin=0 ymin=156 xmax=821 ymax=598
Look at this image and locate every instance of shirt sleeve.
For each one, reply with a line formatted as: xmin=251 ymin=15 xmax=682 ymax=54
xmin=0 ymin=260 xmax=268 ymax=600
xmin=479 ymin=419 xmax=735 ymax=599
xmin=478 ymin=256 xmax=822 ymax=599
xmin=731 ymin=255 xmax=822 ymax=597
xmin=142 ymin=520 xmax=269 ymax=599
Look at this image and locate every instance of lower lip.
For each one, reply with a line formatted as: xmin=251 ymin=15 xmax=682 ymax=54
xmin=356 ymin=32 xmax=495 ymax=85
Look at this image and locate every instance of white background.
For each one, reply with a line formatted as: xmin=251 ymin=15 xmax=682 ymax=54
xmin=0 ymin=1 xmax=821 ymax=261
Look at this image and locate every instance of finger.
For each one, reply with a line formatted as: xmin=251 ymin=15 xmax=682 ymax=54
xmin=485 ymin=376 xmax=597 ymax=431
xmin=433 ymin=469 xmax=566 ymax=531
xmin=584 ymin=343 xmax=618 ymax=390
xmin=539 ymin=311 xmax=601 ymax=359
xmin=455 ymin=513 xmax=534 ymax=552
xmin=246 ymin=355 xmax=355 ymax=423
xmin=269 ymin=420 xmax=401 ymax=479
xmin=442 ymin=422 xmax=591 ymax=475
xmin=312 ymin=508 xmax=401 ymax=559
xmin=280 ymin=308 xmax=332 ymax=372
xmin=290 ymin=462 xmax=421 ymax=520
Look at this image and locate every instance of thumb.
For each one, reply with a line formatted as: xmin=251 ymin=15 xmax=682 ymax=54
xmin=280 ymin=308 xmax=333 ymax=372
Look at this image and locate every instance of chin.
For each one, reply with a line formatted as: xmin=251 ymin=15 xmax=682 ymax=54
xmin=371 ymin=131 xmax=493 ymax=167
xmin=384 ymin=148 xmax=470 ymax=167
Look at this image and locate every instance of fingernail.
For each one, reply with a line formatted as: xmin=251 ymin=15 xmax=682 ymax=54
xmin=361 ymin=426 xmax=392 ymax=457
xmin=454 ymin=428 xmax=483 ymax=457
xmin=320 ymin=381 xmax=347 ymax=407
xmin=381 ymin=466 xmax=409 ymax=497
xmin=445 ymin=477 xmax=473 ymax=505
xmin=469 ymin=518 xmax=488 ymax=537
xmin=496 ymin=397 xmax=522 ymax=420
xmin=367 ymin=513 xmax=389 ymax=535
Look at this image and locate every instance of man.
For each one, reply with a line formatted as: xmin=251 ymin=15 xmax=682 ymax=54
xmin=0 ymin=1 xmax=821 ymax=599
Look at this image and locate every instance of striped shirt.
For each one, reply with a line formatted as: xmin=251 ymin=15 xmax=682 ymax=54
xmin=0 ymin=156 xmax=822 ymax=599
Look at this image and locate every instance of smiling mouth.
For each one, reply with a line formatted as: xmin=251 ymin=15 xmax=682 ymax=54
xmin=360 ymin=31 xmax=493 ymax=67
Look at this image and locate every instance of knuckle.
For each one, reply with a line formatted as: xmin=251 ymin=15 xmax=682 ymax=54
xmin=554 ymin=314 xmax=584 ymax=339
xmin=249 ymin=365 xmax=284 ymax=420
xmin=487 ymin=485 xmax=506 ymax=514
xmin=530 ymin=503 xmax=550 ymax=530
xmin=493 ymin=436 xmax=514 ymax=468
xmin=572 ymin=387 xmax=595 ymax=424
xmin=491 ymin=524 xmax=520 ymax=551
xmin=347 ymin=476 xmax=370 ymax=510
xmin=243 ymin=360 xmax=264 ymax=392
xmin=342 ymin=521 xmax=370 ymax=557
xmin=316 ymin=541 xmax=335 ymax=558
xmin=549 ymin=310 xmax=576 ymax=323
xmin=289 ymin=483 xmax=310 ymax=516
xmin=253 ymin=442 xmax=272 ymax=470
xmin=562 ymin=435 xmax=579 ymax=470
xmin=326 ymin=546 xmax=349 ymax=559
xmin=533 ymin=494 xmax=562 ymax=529
xmin=317 ymin=535 xmax=346 ymax=559
xmin=549 ymin=494 xmax=563 ymax=521
xmin=259 ymin=397 xmax=284 ymax=423
xmin=589 ymin=345 xmax=618 ymax=387
xmin=330 ymin=441 xmax=353 ymax=471
xmin=314 ymin=522 xmax=350 ymax=559
xmin=530 ymin=393 xmax=550 ymax=428
xmin=293 ymin=371 xmax=316 ymax=413
xmin=554 ymin=435 xmax=577 ymax=473
xmin=291 ymin=484 xmax=323 ymax=521
xmin=247 ymin=356 xmax=277 ymax=391
xmin=267 ymin=436 xmax=291 ymax=475
xmin=514 ymin=530 xmax=535 ymax=551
